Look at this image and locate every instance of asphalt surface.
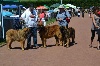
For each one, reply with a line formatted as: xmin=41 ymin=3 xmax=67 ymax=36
xmin=0 ymin=13 xmax=100 ymax=66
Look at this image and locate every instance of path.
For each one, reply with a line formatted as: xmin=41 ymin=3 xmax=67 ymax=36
xmin=0 ymin=13 xmax=100 ymax=66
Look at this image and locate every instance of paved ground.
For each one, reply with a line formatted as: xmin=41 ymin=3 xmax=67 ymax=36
xmin=0 ymin=13 xmax=100 ymax=66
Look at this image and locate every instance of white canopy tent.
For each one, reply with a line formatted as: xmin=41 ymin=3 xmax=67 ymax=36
xmin=53 ymin=8 xmax=59 ymax=12
xmin=65 ymin=4 xmax=76 ymax=9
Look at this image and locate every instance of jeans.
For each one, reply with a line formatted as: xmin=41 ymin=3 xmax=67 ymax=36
xmin=59 ymin=20 xmax=67 ymax=27
xmin=27 ymin=27 xmax=38 ymax=48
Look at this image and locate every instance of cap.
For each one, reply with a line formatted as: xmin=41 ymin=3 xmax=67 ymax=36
xmin=58 ymin=5 xmax=65 ymax=9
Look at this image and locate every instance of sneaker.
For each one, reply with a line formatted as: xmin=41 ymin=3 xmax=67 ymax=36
xmin=34 ymin=44 xmax=39 ymax=49
xmin=35 ymin=46 xmax=39 ymax=49
xmin=25 ymin=47 xmax=30 ymax=50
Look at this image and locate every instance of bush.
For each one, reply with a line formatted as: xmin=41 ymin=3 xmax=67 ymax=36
xmin=46 ymin=18 xmax=56 ymax=25
xmin=0 ymin=38 xmax=6 ymax=46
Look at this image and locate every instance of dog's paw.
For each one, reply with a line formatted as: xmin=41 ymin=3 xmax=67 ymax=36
xmin=22 ymin=49 xmax=24 ymax=51
xmin=59 ymin=44 xmax=63 ymax=46
xmin=66 ymin=45 xmax=69 ymax=48
xmin=66 ymin=46 xmax=69 ymax=48
xmin=97 ymin=48 xmax=100 ymax=50
xmin=41 ymin=46 xmax=44 ymax=48
xmin=8 ymin=47 xmax=12 ymax=50
xmin=44 ymin=46 xmax=47 ymax=48
xmin=56 ymin=44 xmax=59 ymax=46
xmin=8 ymin=48 xmax=10 ymax=50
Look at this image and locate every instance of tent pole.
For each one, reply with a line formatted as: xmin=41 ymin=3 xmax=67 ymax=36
xmin=61 ymin=0 xmax=62 ymax=4
xmin=1 ymin=4 xmax=4 ymax=39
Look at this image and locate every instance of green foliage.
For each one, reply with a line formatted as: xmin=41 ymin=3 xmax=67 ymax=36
xmin=46 ymin=18 xmax=56 ymax=25
xmin=18 ymin=0 xmax=100 ymax=8
xmin=0 ymin=39 xmax=6 ymax=46
xmin=0 ymin=42 xmax=6 ymax=45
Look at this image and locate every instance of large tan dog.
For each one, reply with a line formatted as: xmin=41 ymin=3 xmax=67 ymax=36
xmin=6 ymin=28 xmax=30 ymax=50
xmin=38 ymin=24 xmax=62 ymax=48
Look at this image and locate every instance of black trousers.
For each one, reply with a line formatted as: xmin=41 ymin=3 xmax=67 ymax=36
xmin=91 ymin=30 xmax=96 ymax=41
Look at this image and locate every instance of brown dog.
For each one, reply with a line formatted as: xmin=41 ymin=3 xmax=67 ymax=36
xmin=6 ymin=28 xmax=30 ymax=50
xmin=38 ymin=24 xmax=62 ymax=48
xmin=60 ymin=26 xmax=70 ymax=48
xmin=60 ymin=26 xmax=75 ymax=48
xmin=68 ymin=27 xmax=75 ymax=43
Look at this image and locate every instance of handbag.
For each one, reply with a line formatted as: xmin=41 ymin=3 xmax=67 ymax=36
xmin=66 ymin=17 xmax=70 ymax=23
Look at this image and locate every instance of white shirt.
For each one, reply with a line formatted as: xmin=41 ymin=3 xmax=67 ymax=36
xmin=21 ymin=8 xmax=37 ymax=27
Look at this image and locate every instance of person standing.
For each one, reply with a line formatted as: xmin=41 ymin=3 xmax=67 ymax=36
xmin=88 ymin=9 xmax=92 ymax=18
xmin=82 ymin=8 xmax=85 ymax=18
xmin=20 ymin=4 xmax=39 ymax=49
xmin=95 ymin=10 xmax=100 ymax=50
xmin=38 ymin=11 xmax=46 ymax=26
xmin=56 ymin=5 xmax=71 ymax=28
xmin=77 ymin=9 xmax=80 ymax=17
xmin=90 ymin=7 xmax=100 ymax=50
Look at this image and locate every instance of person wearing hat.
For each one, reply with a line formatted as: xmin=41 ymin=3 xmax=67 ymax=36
xmin=56 ymin=5 xmax=71 ymax=28
xmin=20 ymin=4 xmax=39 ymax=49
xmin=90 ymin=6 xmax=100 ymax=50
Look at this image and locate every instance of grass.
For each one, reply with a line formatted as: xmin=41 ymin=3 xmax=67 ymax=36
xmin=0 ymin=42 xmax=6 ymax=46
xmin=0 ymin=39 xmax=6 ymax=47
xmin=46 ymin=18 xmax=56 ymax=25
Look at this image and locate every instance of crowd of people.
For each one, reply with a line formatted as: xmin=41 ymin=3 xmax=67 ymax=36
xmin=20 ymin=4 xmax=72 ymax=49
xmin=19 ymin=4 xmax=90 ymax=50
xmin=3 ymin=3 xmax=100 ymax=50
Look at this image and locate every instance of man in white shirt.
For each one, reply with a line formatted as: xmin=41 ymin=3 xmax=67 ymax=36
xmin=20 ymin=4 xmax=39 ymax=49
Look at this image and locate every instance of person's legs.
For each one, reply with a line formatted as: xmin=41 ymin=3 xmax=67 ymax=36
xmin=82 ymin=13 xmax=84 ymax=18
xmin=97 ymin=30 xmax=100 ymax=50
xmin=32 ymin=27 xmax=39 ymax=48
xmin=78 ymin=15 xmax=79 ymax=17
xmin=90 ymin=30 xmax=95 ymax=47
xmin=66 ymin=24 xmax=68 ymax=28
xmin=97 ymin=36 xmax=100 ymax=50
xmin=27 ymin=27 xmax=32 ymax=49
